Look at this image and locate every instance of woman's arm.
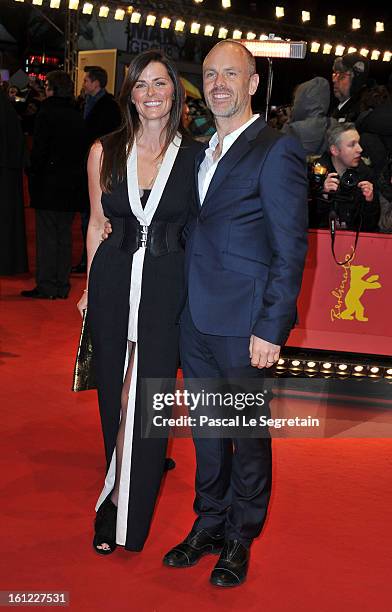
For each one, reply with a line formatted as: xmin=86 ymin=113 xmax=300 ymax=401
xmin=77 ymin=141 xmax=108 ymax=315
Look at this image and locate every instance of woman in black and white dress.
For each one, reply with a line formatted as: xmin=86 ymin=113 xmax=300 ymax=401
xmin=77 ymin=50 xmax=203 ymax=554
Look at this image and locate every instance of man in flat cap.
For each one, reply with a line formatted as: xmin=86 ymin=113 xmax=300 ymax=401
xmin=331 ymin=52 xmax=370 ymax=123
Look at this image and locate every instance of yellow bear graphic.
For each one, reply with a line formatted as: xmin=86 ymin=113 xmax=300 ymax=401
xmin=340 ymin=265 xmax=381 ymax=321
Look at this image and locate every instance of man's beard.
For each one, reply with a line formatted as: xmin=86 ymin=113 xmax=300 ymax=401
xmin=206 ymin=99 xmax=241 ymax=118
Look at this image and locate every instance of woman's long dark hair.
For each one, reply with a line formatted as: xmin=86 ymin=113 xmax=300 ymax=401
xmin=100 ymin=50 xmax=184 ymax=192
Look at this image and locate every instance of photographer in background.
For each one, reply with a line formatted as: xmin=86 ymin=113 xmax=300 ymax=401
xmin=331 ymin=53 xmax=370 ymax=123
xmin=309 ymin=123 xmax=380 ymax=232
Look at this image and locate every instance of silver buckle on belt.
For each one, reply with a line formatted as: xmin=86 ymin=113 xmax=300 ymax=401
xmin=140 ymin=224 xmax=149 ymax=247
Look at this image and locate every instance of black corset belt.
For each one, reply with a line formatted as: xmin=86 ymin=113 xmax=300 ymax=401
xmin=108 ymin=216 xmax=184 ymax=257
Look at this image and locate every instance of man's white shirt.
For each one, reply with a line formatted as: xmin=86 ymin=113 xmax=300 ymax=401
xmin=198 ymin=114 xmax=260 ymax=205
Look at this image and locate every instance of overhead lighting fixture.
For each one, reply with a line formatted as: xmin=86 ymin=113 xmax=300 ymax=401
xmin=175 ymin=19 xmax=185 ymax=32
xmin=311 ymin=41 xmax=320 ymax=53
xmin=146 ymin=15 xmax=156 ymax=27
xmin=371 ymin=50 xmax=381 ymax=60
xmin=242 ymin=37 xmax=307 ymax=123
xmin=323 ymin=43 xmax=333 ymax=54
xmin=190 ymin=22 xmax=201 ymax=34
xmin=130 ymin=11 xmax=141 ymax=23
xmin=276 ymin=6 xmax=284 ymax=18
xmin=222 ymin=0 xmax=231 ymax=7
xmin=260 ymin=34 xmax=269 ymax=40
xmin=194 ymin=0 xmax=203 ymax=3
xmin=160 ymin=17 xmax=171 ymax=29
xmin=247 ymin=32 xmax=256 ymax=40
xmin=232 ymin=29 xmax=242 ymax=40
xmin=347 ymin=46 xmax=357 ymax=54
xmin=242 ymin=39 xmax=307 ymax=58
xmin=327 ymin=15 xmax=336 ymax=26
xmin=204 ymin=25 xmax=214 ymax=37
xmin=352 ymin=18 xmax=361 ymax=30
xmin=322 ymin=362 xmax=332 ymax=369
xmin=69 ymin=0 xmax=79 ymax=9
xmin=82 ymin=2 xmax=93 ymax=14
xmin=218 ymin=27 xmax=228 ymax=39
xmin=335 ymin=45 xmax=345 ymax=56
xmin=376 ymin=21 xmax=384 ymax=33
xmin=277 ymin=358 xmax=286 ymax=366
xmin=302 ymin=11 xmax=310 ymax=23
xmin=98 ymin=5 xmax=109 ymax=17
xmin=114 ymin=8 xmax=125 ymax=20
xmin=50 ymin=0 xmax=61 ymax=6
xmin=383 ymin=51 xmax=392 ymax=62
xmin=14 ymin=0 xmax=25 ymax=3
xmin=354 ymin=365 xmax=364 ymax=372
xmin=360 ymin=48 xmax=370 ymax=57
xmin=32 ymin=0 xmax=43 ymax=5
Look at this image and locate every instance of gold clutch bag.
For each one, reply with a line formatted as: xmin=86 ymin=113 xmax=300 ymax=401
xmin=72 ymin=309 xmax=96 ymax=392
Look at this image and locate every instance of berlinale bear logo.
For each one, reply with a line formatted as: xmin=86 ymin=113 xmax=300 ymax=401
xmin=331 ymin=260 xmax=381 ymax=322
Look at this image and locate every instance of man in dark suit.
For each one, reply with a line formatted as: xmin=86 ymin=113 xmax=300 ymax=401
xmin=163 ymin=41 xmax=308 ymax=587
xmin=72 ymin=66 xmax=121 ymax=273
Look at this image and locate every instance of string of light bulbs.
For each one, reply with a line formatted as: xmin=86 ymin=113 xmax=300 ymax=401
xmin=12 ymin=0 xmax=392 ymax=62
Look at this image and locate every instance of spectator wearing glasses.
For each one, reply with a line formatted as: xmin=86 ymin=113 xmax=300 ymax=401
xmin=331 ymin=53 xmax=370 ymax=123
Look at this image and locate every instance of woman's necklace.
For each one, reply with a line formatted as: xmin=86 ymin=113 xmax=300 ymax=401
xmin=138 ymin=149 xmax=163 ymax=198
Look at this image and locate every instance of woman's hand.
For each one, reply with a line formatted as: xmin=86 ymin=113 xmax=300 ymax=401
xmin=77 ymin=290 xmax=88 ymax=317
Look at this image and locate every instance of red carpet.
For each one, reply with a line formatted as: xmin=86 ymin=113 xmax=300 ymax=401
xmin=1 ymin=209 xmax=391 ymax=611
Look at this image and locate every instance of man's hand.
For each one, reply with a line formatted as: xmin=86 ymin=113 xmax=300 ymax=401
xmin=249 ymin=335 xmax=280 ymax=369
xmin=102 ymin=219 xmax=112 ymax=241
xmin=358 ymin=180 xmax=374 ymax=202
xmin=323 ymin=172 xmax=340 ymax=194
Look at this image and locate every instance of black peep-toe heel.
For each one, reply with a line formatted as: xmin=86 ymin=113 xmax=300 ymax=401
xmin=93 ymin=497 xmax=118 ymax=555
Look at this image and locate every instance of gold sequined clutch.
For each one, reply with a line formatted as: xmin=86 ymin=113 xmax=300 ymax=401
xmin=72 ymin=309 xmax=96 ymax=392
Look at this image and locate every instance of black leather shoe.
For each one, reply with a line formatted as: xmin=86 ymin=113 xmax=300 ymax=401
xmin=210 ymin=540 xmax=250 ymax=587
xmin=163 ymin=457 xmax=176 ymax=471
xmin=71 ymin=263 xmax=87 ymax=274
xmin=163 ymin=529 xmax=225 ymax=568
xmin=20 ymin=288 xmax=56 ymax=300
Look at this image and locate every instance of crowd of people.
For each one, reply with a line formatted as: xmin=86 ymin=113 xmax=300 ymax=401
xmin=2 ymin=50 xmax=392 ymax=280
xmin=269 ymin=53 xmax=392 ymax=234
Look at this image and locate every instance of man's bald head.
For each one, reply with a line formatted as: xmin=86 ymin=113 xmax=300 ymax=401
xmin=204 ymin=40 xmax=256 ymax=76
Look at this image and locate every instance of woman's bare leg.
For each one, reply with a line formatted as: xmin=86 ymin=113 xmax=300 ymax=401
xmin=96 ymin=340 xmax=135 ymax=551
xmin=112 ymin=340 xmax=135 ymax=505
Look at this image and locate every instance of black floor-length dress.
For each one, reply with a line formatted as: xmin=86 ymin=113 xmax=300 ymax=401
xmin=88 ymin=134 xmax=203 ymax=551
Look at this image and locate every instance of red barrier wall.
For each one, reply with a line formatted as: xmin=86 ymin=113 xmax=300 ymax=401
xmin=286 ymin=230 xmax=392 ymax=356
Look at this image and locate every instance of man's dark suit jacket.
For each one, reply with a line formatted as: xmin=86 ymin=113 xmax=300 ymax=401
xmin=84 ymin=91 xmax=122 ymax=148
xmin=185 ymin=116 xmax=308 ymax=346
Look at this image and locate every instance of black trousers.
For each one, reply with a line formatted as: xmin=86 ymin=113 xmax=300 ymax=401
xmin=180 ymin=303 xmax=272 ymax=548
xmin=35 ymin=209 xmax=74 ymax=297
